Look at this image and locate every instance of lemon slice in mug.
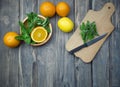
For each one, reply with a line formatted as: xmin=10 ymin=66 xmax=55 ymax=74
xmin=31 ymin=27 xmax=48 ymax=43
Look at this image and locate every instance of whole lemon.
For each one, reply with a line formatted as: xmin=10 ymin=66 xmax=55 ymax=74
xmin=57 ymin=17 xmax=74 ymax=32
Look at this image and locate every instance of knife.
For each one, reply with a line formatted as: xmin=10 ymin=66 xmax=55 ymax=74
xmin=69 ymin=33 xmax=107 ymax=54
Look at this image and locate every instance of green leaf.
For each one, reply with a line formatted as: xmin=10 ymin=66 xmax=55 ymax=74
xmin=18 ymin=21 xmax=32 ymax=44
xmin=44 ymin=25 xmax=51 ymax=33
xmin=17 ymin=12 xmax=51 ymax=45
xmin=31 ymin=41 xmax=36 ymax=44
xmin=19 ymin=21 xmax=27 ymax=34
xmin=42 ymin=17 xmax=48 ymax=25
xmin=79 ymin=21 xmax=99 ymax=43
xmin=15 ymin=35 xmax=25 ymax=40
xmin=24 ymin=37 xmax=31 ymax=44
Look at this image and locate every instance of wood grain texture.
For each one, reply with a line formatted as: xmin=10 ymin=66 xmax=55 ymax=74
xmin=36 ymin=0 xmax=75 ymax=87
xmin=54 ymin=0 xmax=75 ymax=87
xmin=110 ymin=0 xmax=120 ymax=87
xmin=57 ymin=1 xmax=75 ymax=87
xmin=0 ymin=0 xmax=120 ymax=87
xmin=66 ymin=2 xmax=115 ymax=63
xmin=74 ymin=0 xmax=92 ymax=87
xmin=36 ymin=0 xmax=56 ymax=86
xmin=92 ymin=0 xmax=114 ymax=87
xmin=18 ymin=0 xmax=37 ymax=87
xmin=0 ymin=0 xmax=19 ymax=87
xmin=92 ymin=0 xmax=116 ymax=87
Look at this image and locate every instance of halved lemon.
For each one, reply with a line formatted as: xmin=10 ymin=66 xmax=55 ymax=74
xmin=31 ymin=27 xmax=48 ymax=43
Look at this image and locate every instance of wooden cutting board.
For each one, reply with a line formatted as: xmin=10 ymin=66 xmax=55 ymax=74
xmin=66 ymin=3 xmax=115 ymax=63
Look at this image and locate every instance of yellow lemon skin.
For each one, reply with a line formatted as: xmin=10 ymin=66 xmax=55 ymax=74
xmin=57 ymin=17 xmax=74 ymax=32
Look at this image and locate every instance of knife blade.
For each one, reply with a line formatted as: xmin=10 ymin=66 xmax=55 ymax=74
xmin=69 ymin=33 xmax=107 ymax=54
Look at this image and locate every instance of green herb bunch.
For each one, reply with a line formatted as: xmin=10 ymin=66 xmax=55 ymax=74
xmin=80 ymin=21 xmax=99 ymax=43
xmin=15 ymin=12 xmax=50 ymax=44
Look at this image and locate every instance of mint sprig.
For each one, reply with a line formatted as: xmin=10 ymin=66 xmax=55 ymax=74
xmin=15 ymin=12 xmax=50 ymax=44
xmin=80 ymin=21 xmax=99 ymax=43
xmin=15 ymin=21 xmax=31 ymax=44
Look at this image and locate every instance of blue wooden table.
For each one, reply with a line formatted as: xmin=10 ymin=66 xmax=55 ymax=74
xmin=0 ymin=0 xmax=120 ymax=87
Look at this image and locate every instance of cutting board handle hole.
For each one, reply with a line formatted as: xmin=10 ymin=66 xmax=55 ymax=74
xmin=108 ymin=7 xmax=111 ymax=9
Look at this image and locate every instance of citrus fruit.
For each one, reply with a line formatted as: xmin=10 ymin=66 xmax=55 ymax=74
xmin=40 ymin=1 xmax=55 ymax=17
xmin=56 ymin=2 xmax=70 ymax=17
xmin=57 ymin=17 xmax=74 ymax=32
xmin=31 ymin=27 xmax=48 ymax=43
xmin=3 ymin=32 xmax=20 ymax=48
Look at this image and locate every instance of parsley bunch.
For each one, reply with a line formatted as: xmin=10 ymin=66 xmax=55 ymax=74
xmin=16 ymin=12 xmax=50 ymax=44
xmin=80 ymin=21 xmax=99 ymax=43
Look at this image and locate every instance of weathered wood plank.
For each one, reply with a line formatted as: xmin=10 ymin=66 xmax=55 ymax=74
xmin=92 ymin=0 xmax=111 ymax=87
xmin=36 ymin=0 xmax=75 ymax=87
xmin=32 ymin=61 xmax=38 ymax=87
xmin=0 ymin=0 xmax=120 ymax=87
xmin=0 ymin=0 xmax=19 ymax=87
xmin=18 ymin=0 xmax=38 ymax=87
xmin=35 ymin=0 xmax=56 ymax=87
xmin=110 ymin=0 xmax=120 ymax=87
xmin=54 ymin=0 xmax=75 ymax=87
xmin=74 ymin=0 xmax=92 ymax=87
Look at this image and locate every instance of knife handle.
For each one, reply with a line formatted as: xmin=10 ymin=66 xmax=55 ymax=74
xmin=69 ymin=43 xmax=88 ymax=54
